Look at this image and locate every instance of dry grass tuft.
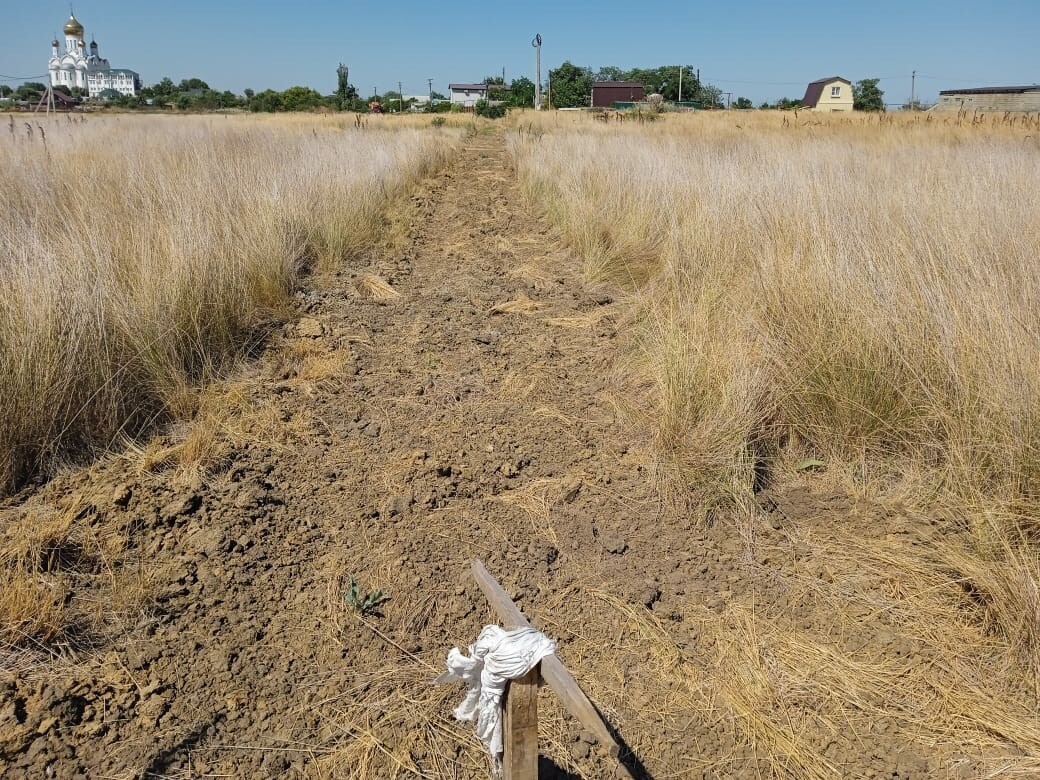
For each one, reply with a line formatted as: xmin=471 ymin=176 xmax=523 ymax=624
xmin=354 ymin=273 xmax=401 ymax=301
xmin=0 ymin=570 xmax=69 ymax=648
xmin=0 ymin=494 xmax=153 ymax=656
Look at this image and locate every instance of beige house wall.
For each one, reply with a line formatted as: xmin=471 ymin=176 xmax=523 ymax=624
xmin=811 ymin=79 xmax=854 ymax=112
xmin=935 ymin=92 xmax=1040 ymax=112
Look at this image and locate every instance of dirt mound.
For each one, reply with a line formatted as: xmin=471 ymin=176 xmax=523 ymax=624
xmin=0 ymin=131 xmax=1029 ymax=779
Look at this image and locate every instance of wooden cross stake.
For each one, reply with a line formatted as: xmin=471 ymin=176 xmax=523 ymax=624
xmin=471 ymin=559 xmax=634 ymax=780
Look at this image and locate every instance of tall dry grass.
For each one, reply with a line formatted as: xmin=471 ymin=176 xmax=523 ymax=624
xmin=512 ymin=112 xmax=1040 ymax=511
xmin=509 ymin=110 xmax=1040 ymax=771
xmin=0 ymin=114 xmax=457 ymax=493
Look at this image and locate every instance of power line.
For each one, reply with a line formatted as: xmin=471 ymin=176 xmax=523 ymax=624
xmin=708 ymin=78 xmax=816 ymax=86
xmin=0 ymin=74 xmax=50 ymax=82
xmin=701 ymin=74 xmax=941 ymax=87
xmin=915 ymin=74 xmax=1037 ymax=84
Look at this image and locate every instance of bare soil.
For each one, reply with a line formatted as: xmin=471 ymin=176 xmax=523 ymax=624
xmin=0 ymin=130 xmax=1005 ymax=778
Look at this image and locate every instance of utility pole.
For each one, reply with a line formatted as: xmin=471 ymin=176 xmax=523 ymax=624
xmin=34 ymin=84 xmax=55 ymax=115
xmin=910 ymin=70 xmax=916 ymax=110
xmin=678 ymin=65 xmax=683 ymax=103
xmin=398 ymin=80 xmax=403 ymax=112
xmin=427 ymin=78 xmax=433 ymax=104
xmin=532 ymin=33 xmax=542 ymax=109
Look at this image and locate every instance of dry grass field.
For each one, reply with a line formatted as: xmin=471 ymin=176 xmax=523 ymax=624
xmin=507 ymin=109 xmax=1040 ymax=775
xmin=4 ymin=106 xmax=1040 ymax=778
xmin=0 ymin=113 xmax=460 ymax=496
xmin=512 ymin=111 xmax=1040 ymax=515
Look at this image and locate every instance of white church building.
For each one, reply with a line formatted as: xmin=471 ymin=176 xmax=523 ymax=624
xmin=48 ymin=13 xmax=140 ymax=98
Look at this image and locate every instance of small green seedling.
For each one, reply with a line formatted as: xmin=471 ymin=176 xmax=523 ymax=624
xmin=345 ymin=577 xmax=390 ymax=616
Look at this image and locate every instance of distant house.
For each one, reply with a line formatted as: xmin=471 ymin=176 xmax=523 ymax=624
xmin=935 ymin=85 xmax=1040 ymax=112
xmin=449 ymin=83 xmax=488 ymax=108
xmin=591 ymin=81 xmax=645 ymax=108
xmin=801 ymin=77 xmax=853 ymax=112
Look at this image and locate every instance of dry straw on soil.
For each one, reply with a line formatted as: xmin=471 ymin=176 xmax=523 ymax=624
xmin=509 ymin=110 xmax=1040 ymax=774
xmin=0 ymin=114 xmax=458 ymax=496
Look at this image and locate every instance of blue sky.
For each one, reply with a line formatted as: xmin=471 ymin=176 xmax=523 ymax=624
xmin=4 ymin=1 xmax=1038 ymax=104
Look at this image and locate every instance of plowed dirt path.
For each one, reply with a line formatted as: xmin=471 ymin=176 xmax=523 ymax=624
xmin=0 ymin=130 xmax=990 ymax=780
xmin=0 ymin=130 xmax=667 ymax=778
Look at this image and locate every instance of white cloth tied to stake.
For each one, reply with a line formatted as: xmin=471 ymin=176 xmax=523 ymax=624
xmin=437 ymin=625 xmax=557 ymax=767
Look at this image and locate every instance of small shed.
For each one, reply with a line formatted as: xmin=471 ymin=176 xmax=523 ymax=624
xmin=801 ymin=77 xmax=853 ymax=112
xmin=591 ymin=81 xmax=645 ymax=108
xmin=935 ymin=86 xmax=1040 ymax=112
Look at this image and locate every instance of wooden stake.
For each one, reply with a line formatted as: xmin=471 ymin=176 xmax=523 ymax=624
xmin=471 ymin=559 xmax=635 ymax=778
xmin=503 ymin=664 xmax=540 ymax=780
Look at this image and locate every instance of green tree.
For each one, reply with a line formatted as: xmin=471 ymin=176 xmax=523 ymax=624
xmin=430 ymin=90 xmax=446 ymax=100
xmin=152 ymin=77 xmax=175 ymax=97
xmin=481 ymin=76 xmax=508 ymax=104
xmin=549 ymin=61 xmax=592 ymax=108
xmin=280 ymin=86 xmax=324 ymax=111
xmin=509 ymin=77 xmax=535 ymax=108
xmin=380 ymin=90 xmax=403 ymax=111
xmin=244 ymin=88 xmax=255 ymax=99
xmin=853 ymin=78 xmax=885 ymax=111
xmin=425 ymin=99 xmax=454 ymax=114
xmin=475 ymin=98 xmax=506 ymax=119
xmin=335 ymin=63 xmax=358 ymax=109
xmin=733 ymin=96 xmax=753 ymax=109
xmin=15 ymin=83 xmax=46 ymax=101
xmin=699 ymin=84 xmax=723 ymax=108
xmin=0 ymin=85 xmax=12 ymax=97
xmin=594 ymin=66 xmax=626 ymax=82
xmin=624 ymin=66 xmax=699 ymax=101
xmin=177 ymin=77 xmax=209 ymax=92
xmin=248 ymin=90 xmax=283 ymax=112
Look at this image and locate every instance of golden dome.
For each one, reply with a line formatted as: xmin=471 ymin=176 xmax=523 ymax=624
xmin=64 ymin=15 xmax=84 ymax=36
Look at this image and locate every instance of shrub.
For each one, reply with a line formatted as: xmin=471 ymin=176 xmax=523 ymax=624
xmin=475 ymin=99 xmax=507 ymax=119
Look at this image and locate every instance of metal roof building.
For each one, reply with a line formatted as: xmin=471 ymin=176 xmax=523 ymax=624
xmin=591 ymin=81 xmax=645 ymax=108
xmin=935 ymin=85 xmax=1040 ymax=112
xmin=801 ymin=77 xmax=853 ymax=112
